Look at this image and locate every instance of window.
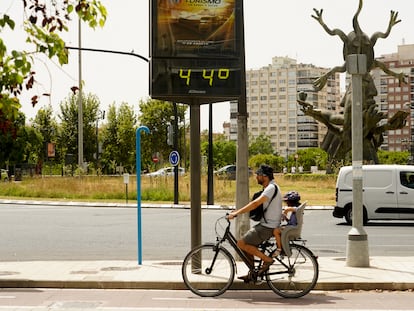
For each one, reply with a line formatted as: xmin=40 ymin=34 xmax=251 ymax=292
xmin=400 ymin=172 xmax=414 ymax=189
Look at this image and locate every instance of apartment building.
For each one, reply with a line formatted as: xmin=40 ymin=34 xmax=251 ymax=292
xmin=371 ymin=44 xmax=414 ymax=159
xmin=229 ymin=56 xmax=341 ymax=158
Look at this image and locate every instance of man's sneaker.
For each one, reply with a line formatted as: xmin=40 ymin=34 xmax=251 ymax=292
xmin=258 ymin=260 xmax=273 ymax=276
xmin=237 ymin=274 xmax=250 ymax=283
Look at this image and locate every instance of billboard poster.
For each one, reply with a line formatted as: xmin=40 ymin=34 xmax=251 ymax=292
xmin=152 ymin=0 xmax=238 ymax=59
xmin=47 ymin=143 xmax=55 ymax=158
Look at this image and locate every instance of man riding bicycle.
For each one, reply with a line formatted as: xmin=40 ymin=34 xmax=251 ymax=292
xmin=228 ymin=164 xmax=283 ymax=278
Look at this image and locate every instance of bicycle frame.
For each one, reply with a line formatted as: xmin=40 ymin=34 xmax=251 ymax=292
xmin=216 ymin=217 xmax=300 ymax=277
xmin=215 ymin=217 xmax=256 ymax=271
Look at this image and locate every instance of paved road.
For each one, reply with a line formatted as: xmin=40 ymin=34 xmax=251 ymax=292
xmin=1 ymin=204 xmax=413 ymax=261
xmin=0 ymin=289 xmax=413 ymax=310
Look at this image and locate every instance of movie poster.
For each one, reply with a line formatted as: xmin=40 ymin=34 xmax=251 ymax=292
xmin=152 ymin=0 xmax=237 ymax=58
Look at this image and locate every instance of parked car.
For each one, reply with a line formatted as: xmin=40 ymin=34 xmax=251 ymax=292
xmin=1 ymin=169 xmax=9 ymax=182
xmin=333 ymin=164 xmax=414 ymax=225
xmin=146 ymin=167 xmax=185 ymax=177
xmin=214 ymin=165 xmax=253 ymax=180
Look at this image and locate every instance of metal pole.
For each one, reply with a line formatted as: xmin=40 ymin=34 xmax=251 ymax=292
xmin=207 ymin=102 xmax=214 ymax=205
xmin=136 ymin=126 xmax=150 ymax=265
xmin=346 ymin=54 xmax=369 ymax=267
xmin=173 ymin=102 xmax=179 ymax=204
xmin=190 ymin=102 xmax=201 ymax=251
xmin=235 ymin=0 xmax=250 ymax=240
xmin=77 ymin=16 xmax=84 ymax=170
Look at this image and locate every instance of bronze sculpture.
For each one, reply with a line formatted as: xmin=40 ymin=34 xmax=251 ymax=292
xmin=298 ymin=0 xmax=408 ymax=167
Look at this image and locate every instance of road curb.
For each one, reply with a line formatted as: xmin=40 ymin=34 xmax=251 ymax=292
xmin=0 ymin=279 xmax=412 ymax=291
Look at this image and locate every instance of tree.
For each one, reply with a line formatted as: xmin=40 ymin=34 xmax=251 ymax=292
xmin=100 ymin=105 xmax=118 ymax=173
xmin=378 ymin=150 xmax=410 ymax=165
xmin=0 ymin=1 xmax=106 ymax=119
xmin=201 ymin=135 xmax=237 ymax=169
xmin=139 ymin=99 xmax=187 ymax=170
xmin=100 ymin=102 xmax=137 ymax=173
xmin=249 ymin=134 xmax=274 ymax=155
xmin=31 ymin=105 xmax=59 ymax=163
xmin=0 ymin=111 xmax=24 ymax=167
xmin=294 ymin=148 xmax=328 ymax=171
xmin=57 ymin=92 xmax=100 ymax=164
xmin=249 ymin=154 xmax=285 ymax=173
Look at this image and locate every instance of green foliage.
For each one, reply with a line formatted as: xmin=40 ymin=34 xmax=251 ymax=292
xmin=100 ymin=103 xmax=137 ymax=173
xmin=249 ymin=134 xmax=274 ymax=155
xmin=201 ymin=135 xmax=237 ymax=169
xmin=31 ymin=105 xmax=59 ymax=162
xmin=57 ymin=92 xmax=100 ymax=163
xmin=248 ymin=154 xmax=285 ymax=172
xmin=138 ymin=99 xmax=187 ymax=170
xmin=378 ymin=150 xmax=410 ymax=164
xmin=294 ymin=148 xmax=328 ymax=171
xmin=0 ymin=1 xmax=106 ymax=120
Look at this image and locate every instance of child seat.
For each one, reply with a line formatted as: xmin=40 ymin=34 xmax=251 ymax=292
xmin=280 ymin=201 xmax=307 ymax=257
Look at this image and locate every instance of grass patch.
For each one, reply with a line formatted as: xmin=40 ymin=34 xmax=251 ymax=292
xmin=0 ymin=173 xmax=336 ymax=206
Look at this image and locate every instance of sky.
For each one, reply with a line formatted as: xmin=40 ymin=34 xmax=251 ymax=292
xmin=2 ymin=0 xmax=414 ymax=132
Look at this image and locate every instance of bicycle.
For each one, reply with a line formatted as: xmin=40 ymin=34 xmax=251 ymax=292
xmin=182 ymin=210 xmax=319 ymax=298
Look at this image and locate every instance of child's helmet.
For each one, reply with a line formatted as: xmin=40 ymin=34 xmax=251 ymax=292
xmin=283 ymin=191 xmax=301 ymax=202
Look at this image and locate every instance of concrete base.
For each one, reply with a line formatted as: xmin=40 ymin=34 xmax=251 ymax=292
xmin=346 ymin=227 xmax=370 ymax=267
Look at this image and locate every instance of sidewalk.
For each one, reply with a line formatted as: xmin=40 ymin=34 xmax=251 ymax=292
xmin=1 ymin=199 xmax=413 ymax=291
xmin=1 ymin=257 xmax=413 ymax=291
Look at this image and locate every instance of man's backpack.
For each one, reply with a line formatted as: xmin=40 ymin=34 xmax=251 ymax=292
xmin=249 ymin=184 xmax=278 ymax=222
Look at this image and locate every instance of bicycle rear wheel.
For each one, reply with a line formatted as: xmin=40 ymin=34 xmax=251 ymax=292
xmin=182 ymin=243 xmax=235 ymax=297
xmin=266 ymin=244 xmax=319 ymax=298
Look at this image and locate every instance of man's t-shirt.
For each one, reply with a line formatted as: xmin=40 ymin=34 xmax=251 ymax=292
xmin=260 ymin=181 xmax=283 ymax=228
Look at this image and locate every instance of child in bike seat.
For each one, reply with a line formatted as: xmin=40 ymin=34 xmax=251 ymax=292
xmin=273 ymin=191 xmax=301 ymax=257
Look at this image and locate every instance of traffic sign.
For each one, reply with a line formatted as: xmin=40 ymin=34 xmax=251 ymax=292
xmin=169 ymin=150 xmax=180 ymax=167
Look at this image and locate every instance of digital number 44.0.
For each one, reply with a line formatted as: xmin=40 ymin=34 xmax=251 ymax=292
xmin=179 ymin=69 xmax=230 ymax=86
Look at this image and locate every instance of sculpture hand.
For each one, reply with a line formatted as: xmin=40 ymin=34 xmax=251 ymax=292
xmin=313 ymin=75 xmax=328 ymax=91
xmin=311 ymin=8 xmax=324 ymax=25
xmin=363 ymin=105 xmax=384 ymax=135
xmin=397 ymin=72 xmax=408 ymax=86
xmin=389 ymin=10 xmax=401 ymax=28
xmin=386 ymin=111 xmax=409 ymax=130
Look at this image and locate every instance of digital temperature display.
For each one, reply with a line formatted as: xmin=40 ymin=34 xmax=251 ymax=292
xmin=150 ymin=58 xmax=241 ymax=102
xmin=179 ymin=69 xmax=230 ymax=86
xmin=149 ymin=0 xmax=243 ymax=103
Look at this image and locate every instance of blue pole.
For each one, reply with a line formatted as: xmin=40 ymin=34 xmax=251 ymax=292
xmin=136 ymin=126 xmax=150 ymax=265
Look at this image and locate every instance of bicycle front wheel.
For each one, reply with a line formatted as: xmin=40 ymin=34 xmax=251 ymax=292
xmin=266 ymin=244 xmax=319 ymax=298
xmin=182 ymin=243 xmax=235 ymax=297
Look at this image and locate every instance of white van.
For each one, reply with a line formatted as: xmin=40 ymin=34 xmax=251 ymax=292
xmin=333 ymin=164 xmax=414 ymax=225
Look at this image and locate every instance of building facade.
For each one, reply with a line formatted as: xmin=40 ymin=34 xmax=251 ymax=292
xmin=229 ymin=56 xmax=341 ymax=158
xmin=372 ymin=44 xmax=414 ymax=160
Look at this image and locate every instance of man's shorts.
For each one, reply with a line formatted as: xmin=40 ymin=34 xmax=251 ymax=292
xmin=242 ymin=223 xmax=274 ymax=246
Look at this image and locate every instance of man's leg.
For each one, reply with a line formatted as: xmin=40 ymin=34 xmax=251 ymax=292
xmin=237 ymin=239 xmax=273 ymax=263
